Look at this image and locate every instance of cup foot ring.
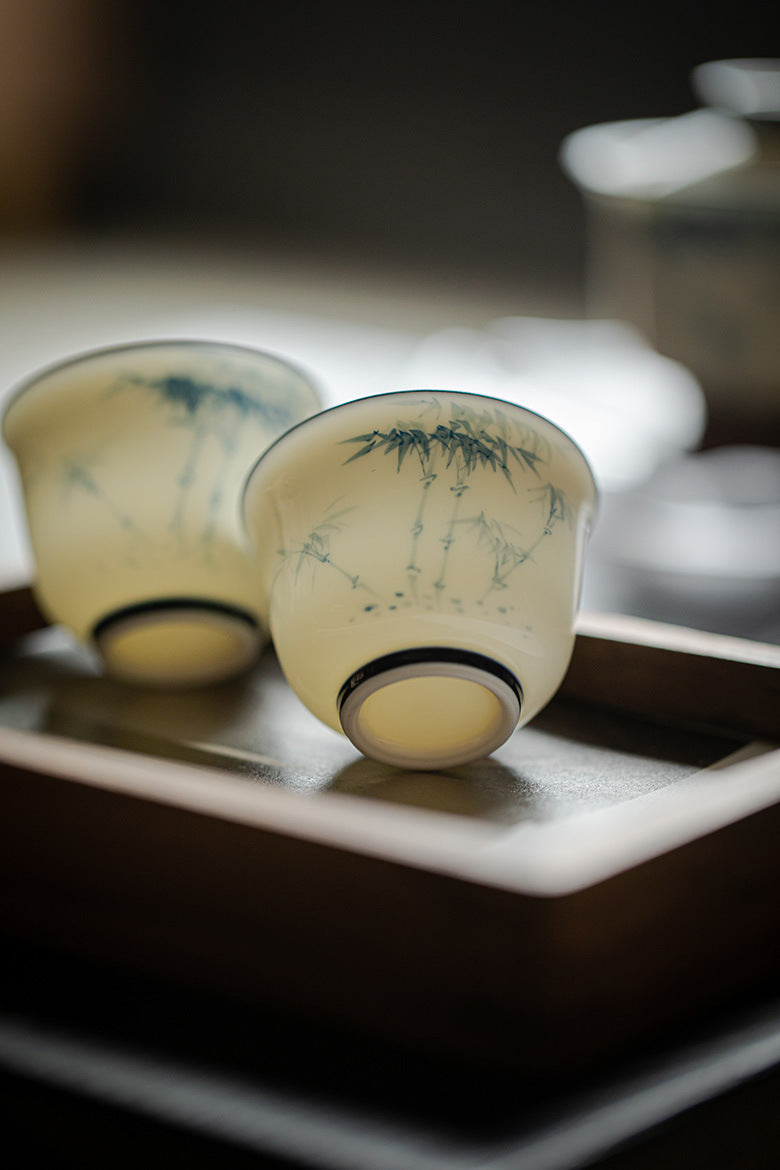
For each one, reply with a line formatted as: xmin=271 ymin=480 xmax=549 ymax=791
xmin=338 ymin=647 xmax=522 ymax=770
xmin=93 ymin=598 xmax=262 ymax=687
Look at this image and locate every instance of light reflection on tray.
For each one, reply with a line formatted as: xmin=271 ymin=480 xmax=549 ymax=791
xmin=0 ymin=628 xmax=745 ymax=825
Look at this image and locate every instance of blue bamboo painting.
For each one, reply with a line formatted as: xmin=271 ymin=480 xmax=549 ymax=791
xmin=139 ymin=373 xmax=296 ymax=547
xmin=274 ymin=502 xmax=374 ymax=595
xmin=81 ymin=368 xmax=300 ymax=552
xmin=44 ymin=368 xmax=300 ymax=560
xmin=57 ymin=450 xmax=140 ymax=535
xmin=274 ymin=397 xmax=570 ymax=623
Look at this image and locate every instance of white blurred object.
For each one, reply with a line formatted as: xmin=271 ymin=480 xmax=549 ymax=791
xmin=559 ymin=110 xmax=756 ymax=200
xmin=693 ymin=58 xmax=780 ymax=120
xmin=399 ymin=317 xmax=707 ymax=493
xmin=586 ymin=446 xmax=780 ymax=642
xmin=594 ymin=445 xmax=780 ymax=579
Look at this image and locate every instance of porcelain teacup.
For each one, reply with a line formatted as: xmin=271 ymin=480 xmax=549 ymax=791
xmin=2 ymin=340 xmax=322 ymax=685
xmin=242 ymin=390 xmax=597 ymax=768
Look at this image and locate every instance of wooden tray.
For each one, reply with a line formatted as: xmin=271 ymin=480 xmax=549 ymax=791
xmin=0 ymin=583 xmax=778 ymax=1072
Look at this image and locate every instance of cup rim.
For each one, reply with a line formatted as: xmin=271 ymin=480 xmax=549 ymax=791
xmin=241 ymin=388 xmax=599 ymax=527
xmin=1 ymin=337 xmax=322 ymax=438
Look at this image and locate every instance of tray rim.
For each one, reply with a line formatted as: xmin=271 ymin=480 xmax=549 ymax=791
xmin=0 ymin=604 xmax=778 ymax=898
xmin=0 ymin=723 xmax=778 ymax=898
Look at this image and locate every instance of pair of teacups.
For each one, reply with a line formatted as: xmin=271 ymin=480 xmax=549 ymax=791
xmin=2 ymin=340 xmax=598 ymax=770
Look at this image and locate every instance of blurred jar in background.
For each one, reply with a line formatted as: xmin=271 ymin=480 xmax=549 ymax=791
xmin=561 ymin=59 xmax=780 ymax=447
xmin=0 ymin=0 xmax=115 ymax=233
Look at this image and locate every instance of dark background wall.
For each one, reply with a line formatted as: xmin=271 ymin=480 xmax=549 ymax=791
xmin=4 ymin=1 xmax=771 ymax=299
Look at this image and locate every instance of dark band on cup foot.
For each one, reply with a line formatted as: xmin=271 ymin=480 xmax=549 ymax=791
xmin=338 ymin=647 xmax=522 ymax=770
xmin=93 ymin=598 xmax=262 ymax=687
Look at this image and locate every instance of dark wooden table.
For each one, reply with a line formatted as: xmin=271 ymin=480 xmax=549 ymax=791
xmin=1 ymin=933 xmax=780 ymax=1169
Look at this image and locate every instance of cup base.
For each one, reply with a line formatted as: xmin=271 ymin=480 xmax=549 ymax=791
xmin=93 ymin=599 xmax=262 ymax=687
xmin=338 ymin=648 xmax=522 ymax=770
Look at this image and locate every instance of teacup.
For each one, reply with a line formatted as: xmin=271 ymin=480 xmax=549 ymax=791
xmin=242 ymin=390 xmax=598 ymax=768
xmin=2 ymin=340 xmax=322 ymax=685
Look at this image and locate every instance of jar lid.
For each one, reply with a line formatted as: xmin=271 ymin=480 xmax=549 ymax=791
xmin=693 ymin=59 xmax=780 ymax=121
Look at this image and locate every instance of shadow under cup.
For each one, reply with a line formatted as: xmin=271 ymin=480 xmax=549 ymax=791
xmin=2 ymin=340 xmax=322 ymax=686
xmin=242 ymin=390 xmax=598 ymax=769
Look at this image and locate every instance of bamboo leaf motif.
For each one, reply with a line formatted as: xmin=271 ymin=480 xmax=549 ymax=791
xmin=461 ymin=512 xmax=530 ymax=582
xmin=341 ymin=433 xmax=380 ymax=463
xmin=65 ymin=462 xmax=101 ymax=497
xmin=336 ymin=400 xmax=561 ymax=599
xmin=303 ymin=531 xmax=328 ymax=560
xmin=341 ymin=399 xmax=546 ymax=491
xmin=60 ymin=456 xmax=139 ymax=532
xmin=155 ymin=375 xmax=208 ymax=414
xmin=106 ymin=369 xmax=301 ymax=546
xmin=324 ymin=399 xmax=568 ymax=607
xmin=508 ymin=445 xmax=543 ymax=475
xmin=134 ymin=374 xmax=296 ymax=429
xmin=276 ymin=503 xmax=372 ymax=592
xmin=341 ymin=427 xmax=433 ymax=472
xmin=408 ymin=428 xmax=431 ymax=463
xmin=531 ymin=484 xmax=571 ymax=532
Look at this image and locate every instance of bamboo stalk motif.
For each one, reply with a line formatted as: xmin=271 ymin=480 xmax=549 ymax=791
xmin=276 ymin=397 xmax=571 ymax=618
